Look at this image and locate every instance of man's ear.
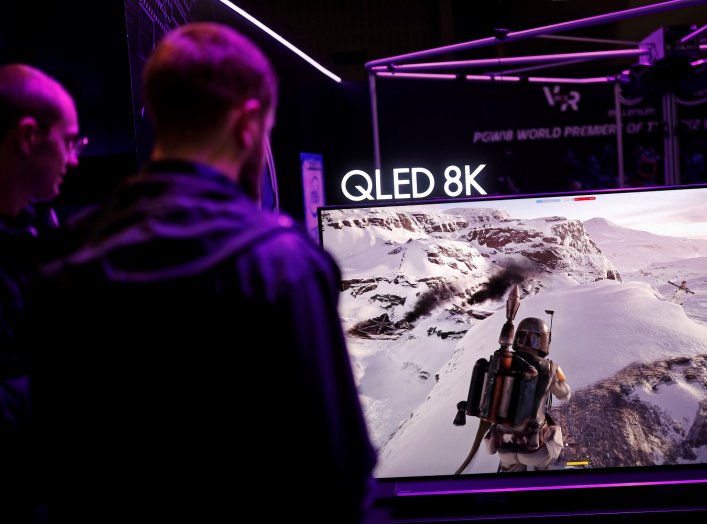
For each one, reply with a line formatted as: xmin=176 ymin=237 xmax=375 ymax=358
xmin=15 ymin=116 xmax=39 ymax=156
xmin=235 ymin=99 xmax=263 ymax=150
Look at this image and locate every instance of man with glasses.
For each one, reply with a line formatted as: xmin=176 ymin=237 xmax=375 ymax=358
xmin=0 ymin=63 xmax=84 ymax=522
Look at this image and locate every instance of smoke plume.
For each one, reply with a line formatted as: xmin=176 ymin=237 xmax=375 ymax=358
xmin=401 ymin=261 xmax=535 ymax=324
xmin=467 ymin=261 xmax=535 ymax=305
xmin=404 ymin=285 xmax=456 ymax=323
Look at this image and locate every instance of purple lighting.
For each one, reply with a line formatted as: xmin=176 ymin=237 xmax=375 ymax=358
xmin=366 ymin=0 xmax=707 ymax=69
xmin=464 ymin=74 xmax=521 ymax=82
xmin=370 ymin=49 xmax=647 ymax=73
xmin=527 ymin=76 xmax=612 ymax=84
xmin=397 ymin=478 xmax=707 ymax=497
xmin=378 ymin=72 xmax=611 ymax=84
xmin=215 ymin=0 xmax=341 ymax=83
xmin=377 ymin=72 xmax=457 ymax=80
xmin=681 ymin=24 xmax=707 ymax=43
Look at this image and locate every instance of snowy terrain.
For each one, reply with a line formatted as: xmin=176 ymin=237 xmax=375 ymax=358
xmin=321 ymin=197 xmax=707 ymax=479
xmin=376 ymin=280 xmax=707 ymax=477
xmin=584 ymin=218 xmax=707 ymax=324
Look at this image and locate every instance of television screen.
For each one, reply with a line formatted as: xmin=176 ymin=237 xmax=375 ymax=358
xmin=318 ymin=185 xmax=707 ymax=485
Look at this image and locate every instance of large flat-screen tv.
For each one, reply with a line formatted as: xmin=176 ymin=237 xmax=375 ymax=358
xmin=318 ymin=184 xmax=707 ymax=498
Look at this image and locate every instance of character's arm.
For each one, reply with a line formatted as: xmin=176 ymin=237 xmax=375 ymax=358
xmin=549 ymin=364 xmax=571 ymax=401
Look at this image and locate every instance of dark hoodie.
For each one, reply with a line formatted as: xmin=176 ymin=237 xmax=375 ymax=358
xmin=1 ymin=202 xmax=57 ymax=523
xmin=30 ymin=161 xmax=376 ymax=523
xmin=1 ymin=203 xmax=56 ymax=361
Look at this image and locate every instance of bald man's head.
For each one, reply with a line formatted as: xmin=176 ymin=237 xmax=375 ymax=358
xmin=0 ymin=64 xmax=75 ymax=140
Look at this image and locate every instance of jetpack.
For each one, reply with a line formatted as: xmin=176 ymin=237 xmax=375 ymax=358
xmin=451 ymin=284 xmax=521 ymax=475
xmin=452 ymin=284 xmax=556 ymax=474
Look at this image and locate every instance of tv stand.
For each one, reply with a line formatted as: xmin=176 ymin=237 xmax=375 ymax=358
xmin=366 ymin=469 xmax=707 ymax=522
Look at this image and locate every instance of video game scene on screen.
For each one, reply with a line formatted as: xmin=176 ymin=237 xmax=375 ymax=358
xmin=320 ymin=186 xmax=707 ymax=477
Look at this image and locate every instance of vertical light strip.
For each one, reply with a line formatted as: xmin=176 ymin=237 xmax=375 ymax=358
xmin=216 ymin=0 xmax=342 ymax=83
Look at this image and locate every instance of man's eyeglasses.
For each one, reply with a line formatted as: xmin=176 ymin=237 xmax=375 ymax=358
xmin=67 ymin=135 xmax=89 ymax=156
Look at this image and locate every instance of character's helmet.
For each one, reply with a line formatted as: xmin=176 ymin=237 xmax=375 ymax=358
xmin=513 ymin=317 xmax=550 ymax=355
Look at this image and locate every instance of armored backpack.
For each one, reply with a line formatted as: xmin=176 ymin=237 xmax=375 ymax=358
xmin=464 ymin=347 xmax=553 ymax=430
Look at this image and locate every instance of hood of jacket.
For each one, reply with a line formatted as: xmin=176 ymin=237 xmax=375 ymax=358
xmin=53 ymin=160 xmax=293 ymax=282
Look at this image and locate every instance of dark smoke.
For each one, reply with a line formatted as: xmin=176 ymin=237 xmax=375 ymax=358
xmin=404 ymin=286 xmax=455 ymax=323
xmin=467 ymin=261 xmax=535 ymax=305
xmin=401 ymin=261 xmax=535 ymax=324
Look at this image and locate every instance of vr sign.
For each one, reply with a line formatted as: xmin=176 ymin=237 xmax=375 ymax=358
xmin=341 ymin=164 xmax=487 ymax=202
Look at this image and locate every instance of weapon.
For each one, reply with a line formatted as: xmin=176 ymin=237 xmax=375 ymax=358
xmin=453 ymin=284 xmax=520 ymax=475
xmin=668 ymin=281 xmax=695 ymax=294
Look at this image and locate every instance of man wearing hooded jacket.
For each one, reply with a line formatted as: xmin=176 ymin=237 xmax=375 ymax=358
xmin=30 ymin=23 xmax=375 ymax=524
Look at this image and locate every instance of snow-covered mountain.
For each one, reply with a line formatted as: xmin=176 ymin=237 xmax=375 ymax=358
xmin=321 ymin=205 xmax=707 ymax=479
xmin=322 ymin=207 xmax=620 ymax=448
xmin=376 ymin=280 xmax=707 ymax=478
xmin=584 ymin=217 xmax=707 ymax=271
xmin=584 ymin=217 xmax=707 ymax=324
xmin=554 ymin=353 xmax=707 ymax=468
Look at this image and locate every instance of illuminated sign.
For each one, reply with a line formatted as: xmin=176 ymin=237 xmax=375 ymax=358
xmin=341 ymin=164 xmax=487 ymax=202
